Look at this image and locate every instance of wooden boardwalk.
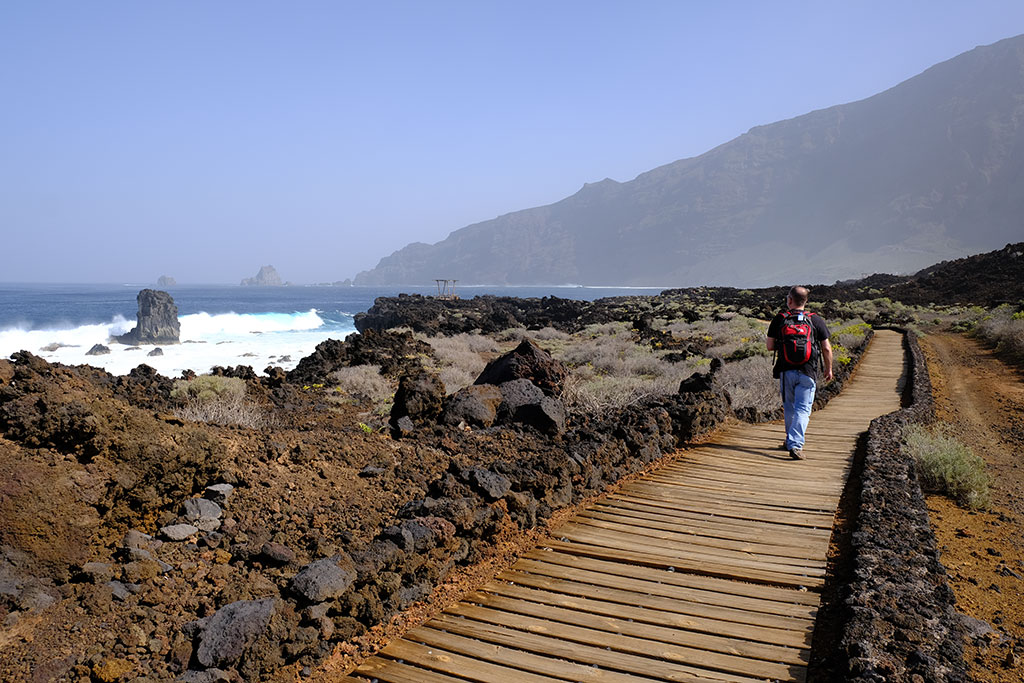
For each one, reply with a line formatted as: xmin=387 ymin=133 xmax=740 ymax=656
xmin=348 ymin=331 xmax=906 ymax=682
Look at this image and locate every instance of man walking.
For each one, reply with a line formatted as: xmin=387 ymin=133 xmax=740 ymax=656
xmin=766 ymin=286 xmax=833 ymax=460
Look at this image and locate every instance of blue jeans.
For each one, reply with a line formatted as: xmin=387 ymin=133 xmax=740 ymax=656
xmin=780 ymin=370 xmax=816 ymax=450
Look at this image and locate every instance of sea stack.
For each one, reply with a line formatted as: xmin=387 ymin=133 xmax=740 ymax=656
xmin=156 ymin=275 xmax=177 ymax=287
xmin=115 ymin=289 xmax=180 ymax=345
xmin=241 ymin=265 xmax=283 ymax=286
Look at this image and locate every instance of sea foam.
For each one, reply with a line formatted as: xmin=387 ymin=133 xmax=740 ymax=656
xmin=0 ymin=309 xmax=353 ymax=377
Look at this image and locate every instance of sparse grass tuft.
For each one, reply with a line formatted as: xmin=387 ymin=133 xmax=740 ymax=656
xmin=903 ymin=424 xmax=991 ymax=509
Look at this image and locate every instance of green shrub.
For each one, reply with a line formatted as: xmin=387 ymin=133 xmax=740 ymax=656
xmin=171 ymin=375 xmax=265 ymax=428
xmin=832 ymin=343 xmax=853 ymax=367
xmin=903 ymin=424 xmax=991 ymax=509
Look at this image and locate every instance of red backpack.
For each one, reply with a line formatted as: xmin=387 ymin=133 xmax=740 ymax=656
xmin=778 ymin=309 xmax=818 ymax=367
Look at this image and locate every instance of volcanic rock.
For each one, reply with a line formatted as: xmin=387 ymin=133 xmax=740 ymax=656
xmin=182 ymin=498 xmax=222 ymax=523
xmin=204 ymin=484 xmax=234 ymax=506
xmin=286 ymin=329 xmax=432 ymax=385
xmin=157 ymin=275 xmax=177 ymax=287
xmin=147 ymin=347 xmax=163 ymax=357
xmin=161 ymin=524 xmax=199 ymax=541
xmin=259 ymin=542 xmax=295 ymax=565
xmin=291 ymin=555 xmax=357 ymax=602
xmin=79 ymin=562 xmax=114 ymax=584
xmin=115 ymin=289 xmax=180 ymax=345
xmin=176 ymin=669 xmax=231 ymax=683
xmin=461 ymin=467 xmax=511 ymax=501
xmin=442 ymin=384 xmax=503 ymax=428
xmin=390 ymin=370 xmax=445 ymax=426
xmin=475 ymin=338 xmax=567 ymax=396
xmin=496 ymin=379 xmax=567 ymax=435
xmin=194 ymin=597 xmax=276 ymax=668
xmin=86 ymin=344 xmax=111 ymax=356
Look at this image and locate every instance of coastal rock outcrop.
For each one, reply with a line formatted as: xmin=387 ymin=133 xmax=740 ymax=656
xmin=286 ymin=329 xmax=432 ymax=385
xmin=240 ymin=266 xmax=283 ymax=287
xmin=156 ymin=275 xmax=177 ymax=287
xmin=114 ymin=289 xmax=180 ymax=345
xmin=475 ymin=338 xmax=567 ymax=396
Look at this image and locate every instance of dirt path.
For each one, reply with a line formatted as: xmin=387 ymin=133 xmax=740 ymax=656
xmin=921 ymin=333 xmax=1024 ymax=680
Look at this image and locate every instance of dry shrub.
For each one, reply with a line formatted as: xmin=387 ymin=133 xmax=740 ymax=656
xmin=974 ymin=305 xmax=1024 ymax=362
xmin=557 ymin=323 xmax=700 ymax=413
xmin=531 ymin=326 xmax=571 ymax=341
xmin=171 ymin=375 xmax=266 ymax=428
xmin=562 ymin=374 xmax=657 ymax=413
xmin=421 ymin=333 xmax=498 ymax=394
xmin=715 ymin=356 xmax=780 ymax=415
xmin=330 ymin=364 xmax=393 ymax=405
xmin=495 ymin=327 xmax=529 ymax=342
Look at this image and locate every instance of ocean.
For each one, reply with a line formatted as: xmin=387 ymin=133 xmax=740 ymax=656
xmin=0 ymin=283 xmax=664 ymax=377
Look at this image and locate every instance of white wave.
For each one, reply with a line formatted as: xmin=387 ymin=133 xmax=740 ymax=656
xmin=179 ymin=310 xmax=324 ymax=338
xmin=0 ymin=315 xmax=134 ymax=354
xmin=0 ymin=309 xmax=352 ymax=377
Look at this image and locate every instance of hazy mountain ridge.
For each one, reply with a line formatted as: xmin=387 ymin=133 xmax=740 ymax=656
xmin=355 ymin=35 xmax=1024 ymax=287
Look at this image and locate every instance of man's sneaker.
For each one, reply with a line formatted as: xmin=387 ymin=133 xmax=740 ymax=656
xmin=778 ymin=443 xmax=789 ymax=451
xmin=789 ymin=447 xmax=804 ymax=460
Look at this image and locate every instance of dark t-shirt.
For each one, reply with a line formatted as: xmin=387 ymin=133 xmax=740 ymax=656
xmin=767 ymin=309 xmax=830 ymax=379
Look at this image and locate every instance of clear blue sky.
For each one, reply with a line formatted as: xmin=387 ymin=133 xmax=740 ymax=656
xmin=3 ymin=2 xmax=1023 ymax=284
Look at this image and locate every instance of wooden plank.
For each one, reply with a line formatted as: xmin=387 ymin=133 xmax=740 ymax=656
xmin=561 ymin=518 xmax=829 ymax=560
xmin=591 ymin=499 xmax=833 ymax=541
xmin=555 ymin=524 xmax=825 ymax=573
xmin=520 ymin=549 xmax=821 ymax=607
xmin=427 ymin=613 xmax=770 ymax=683
xmin=355 ymin=656 xmax=470 ymax=682
xmin=581 ymin=504 xmax=829 ymax=546
xmin=622 ymin=478 xmax=842 ymax=508
xmin=608 ymin=492 xmax=835 ymax=529
xmin=569 ymin=514 xmax=826 ymax=560
xmin=466 ymin=589 xmax=809 ymax=666
xmin=622 ymin=479 xmax=841 ymax=511
xmin=483 ymin=578 xmax=813 ymax=649
xmin=370 ymin=638 xmax=557 ymax=683
xmin=403 ymin=626 xmax=664 ymax=682
xmin=502 ymin=567 xmax=818 ymax=631
xmin=544 ymin=538 xmax=825 ymax=589
xmin=442 ymin=603 xmax=801 ymax=681
xmin=654 ymin=465 xmax=846 ymax=492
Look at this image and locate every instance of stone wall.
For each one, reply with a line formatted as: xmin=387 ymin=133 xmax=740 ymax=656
xmin=838 ymin=331 xmax=969 ymax=682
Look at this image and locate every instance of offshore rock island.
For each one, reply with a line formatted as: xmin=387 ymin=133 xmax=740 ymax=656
xmin=241 ymin=265 xmax=284 ymax=287
xmin=114 ymin=289 xmax=181 ymax=346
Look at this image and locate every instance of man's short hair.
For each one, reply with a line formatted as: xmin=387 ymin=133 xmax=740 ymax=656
xmin=789 ymin=286 xmax=809 ymax=307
